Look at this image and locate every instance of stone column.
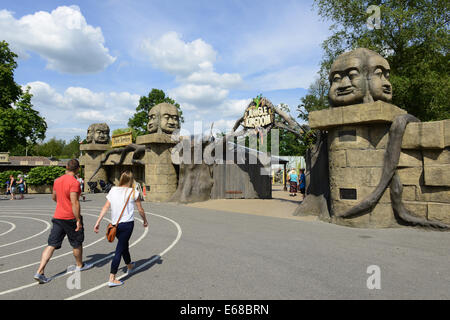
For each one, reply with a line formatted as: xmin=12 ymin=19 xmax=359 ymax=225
xmin=79 ymin=144 xmax=111 ymax=192
xmin=136 ymin=133 xmax=179 ymax=202
xmin=309 ymin=101 xmax=407 ymax=228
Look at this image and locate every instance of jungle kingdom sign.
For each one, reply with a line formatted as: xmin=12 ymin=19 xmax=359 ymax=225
xmin=243 ymin=95 xmax=275 ymax=129
xmin=111 ymin=132 xmax=133 ymax=148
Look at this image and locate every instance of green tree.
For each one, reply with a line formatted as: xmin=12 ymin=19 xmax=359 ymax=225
xmin=0 ymin=41 xmax=22 ymax=109
xmin=276 ymin=103 xmax=305 ymax=156
xmin=0 ymin=42 xmax=47 ymax=152
xmin=62 ymin=136 xmax=81 ymax=158
xmin=32 ymin=138 xmax=66 ymax=158
xmin=314 ymin=0 xmax=450 ymax=121
xmin=297 ymin=71 xmax=329 ymax=123
xmin=0 ymin=87 xmax=47 ymax=153
xmin=128 ymin=88 xmax=183 ymax=135
xmin=295 ymin=74 xmax=329 ymax=153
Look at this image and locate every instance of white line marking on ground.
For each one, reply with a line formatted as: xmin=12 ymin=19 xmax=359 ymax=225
xmin=0 ymin=216 xmax=50 ymax=248
xmin=0 ymin=221 xmax=16 ymax=237
xmin=0 ymin=212 xmax=109 ymax=275
xmin=65 ymin=212 xmax=182 ymax=300
xmin=0 ymin=211 xmax=148 ymax=296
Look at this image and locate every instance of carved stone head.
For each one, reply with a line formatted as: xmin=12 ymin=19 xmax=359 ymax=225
xmin=86 ymin=124 xmax=95 ymax=144
xmin=328 ymin=48 xmax=392 ymax=107
xmin=366 ymin=51 xmax=392 ymax=103
xmin=86 ymin=123 xmax=110 ymax=144
xmin=147 ymin=103 xmax=180 ymax=134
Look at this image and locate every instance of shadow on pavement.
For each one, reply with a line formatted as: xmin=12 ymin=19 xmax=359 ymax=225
xmin=120 ymin=255 xmax=163 ymax=281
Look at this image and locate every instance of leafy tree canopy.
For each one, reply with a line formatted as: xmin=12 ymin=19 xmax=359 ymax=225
xmin=127 ymin=88 xmax=183 ymax=136
xmin=31 ymin=136 xmax=81 ymax=159
xmin=0 ymin=42 xmax=47 ymax=152
xmin=0 ymin=41 xmax=22 ymax=109
xmin=314 ymin=0 xmax=449 ymax=121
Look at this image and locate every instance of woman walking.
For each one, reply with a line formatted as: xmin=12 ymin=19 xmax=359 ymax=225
xmin=94 ymin=171 xmax=148 ymax=287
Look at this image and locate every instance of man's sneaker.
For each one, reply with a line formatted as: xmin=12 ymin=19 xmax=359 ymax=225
xmin=33 ymin=273 xmax=50 ymax=284
xmin=77 ymin=263 xmax=93 ymax=271
xmin=67 ymin=263 xmax=94 ymax=273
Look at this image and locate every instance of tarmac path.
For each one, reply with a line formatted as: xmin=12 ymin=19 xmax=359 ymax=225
xmin=0 ymin=194 xmax=449 ymax=300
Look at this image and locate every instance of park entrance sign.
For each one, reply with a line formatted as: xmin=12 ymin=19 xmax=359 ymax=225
xmin=111 ymin=132 xmax=133 ymax=148
xmin=243 ymin=96 xmax=275 ymax=129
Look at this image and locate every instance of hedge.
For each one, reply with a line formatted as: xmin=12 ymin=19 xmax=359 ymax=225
xmin=27 ymin=166 xmax=66 ymax=186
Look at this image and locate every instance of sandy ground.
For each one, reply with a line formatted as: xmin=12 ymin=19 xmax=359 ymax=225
xmin=186 ymin=185 xmax=318 ymax=222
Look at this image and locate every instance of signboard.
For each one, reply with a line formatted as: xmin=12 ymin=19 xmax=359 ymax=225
xmin=243 ymin=96 xmax=274 ymax=129
xmin=112 ymin=132 xmax=133 ymax=148
xmin=0 ymin=152 xmax=9 ymax=163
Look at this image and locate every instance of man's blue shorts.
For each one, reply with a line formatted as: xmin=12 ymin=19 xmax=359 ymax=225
xmin=48 ymin=218 xmax=84 ymax=249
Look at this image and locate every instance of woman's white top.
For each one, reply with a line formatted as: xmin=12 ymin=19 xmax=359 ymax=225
xmin=106 ymin=186 xmax=140 ymax=224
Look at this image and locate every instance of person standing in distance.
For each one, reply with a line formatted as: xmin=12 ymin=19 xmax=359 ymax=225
xmin=34 ymin=159 xmax=92 ymax=284
xmin=299 ymin=169 xmax=306 ymax=201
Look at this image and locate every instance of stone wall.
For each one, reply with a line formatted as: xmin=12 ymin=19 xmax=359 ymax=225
xmin=80 ymin=134 xmax=179 ymax=202
xmin=309 ymin=101 xmax=450 ymax=228
xmin=399 ymin=120 xmax=450 ymax=225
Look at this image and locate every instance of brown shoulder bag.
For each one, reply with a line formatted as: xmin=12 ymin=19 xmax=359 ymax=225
xmin=106 ymin=189 xmax=134 ymax=242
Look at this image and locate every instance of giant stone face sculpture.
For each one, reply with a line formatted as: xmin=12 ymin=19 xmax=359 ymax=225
xmin=86 ymin=123 xmax=110 ymax=144
xmin=366 ymin=52 xmax=392 ymax=103
xmin=329 ymin=48 xmax=392 ymax=107
xmin=147 ymin=103 xmax=180 ymax=134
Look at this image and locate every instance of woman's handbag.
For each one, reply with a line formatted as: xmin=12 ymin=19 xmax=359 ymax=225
xmin=106 ymin=189 xmax=134 ymax=242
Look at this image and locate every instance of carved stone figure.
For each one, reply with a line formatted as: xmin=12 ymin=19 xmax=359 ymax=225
xmin=322 ymin=48 xmax=448 ymax=230
xmin=366 ymin=51 xmax=392 ymax=103
xmin=328 ymin=48 xmax=392 ymax=107
xmin=86 ymin=124 xmax=94 ymax=144
xmin=147 ymin=103 xmax=180 ymax=134
xmin=86 ymin=123 xmax=110 ymax=144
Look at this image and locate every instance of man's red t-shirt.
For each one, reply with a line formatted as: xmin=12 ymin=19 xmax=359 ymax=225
xmin=53 ymin=174 xmax=81 ymax=220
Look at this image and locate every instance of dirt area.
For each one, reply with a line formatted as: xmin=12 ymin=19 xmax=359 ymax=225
xmin=186 ymin=185 xmax=318 ymax=222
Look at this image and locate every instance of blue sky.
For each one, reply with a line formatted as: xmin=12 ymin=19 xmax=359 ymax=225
xmin=0 ymin=0 xmax=331 ymax=141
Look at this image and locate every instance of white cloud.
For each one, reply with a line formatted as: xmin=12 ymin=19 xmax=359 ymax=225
xmin=23 ymin=81 xmax=65 ymax=107
xmin=65 ymin=87 xmax=107 ymax=109
xmin=26 ymin=81 xmax=140 ymax=112
xmin=0 ymin=6 xmax=116 ymax=74
xmin=183 ymin=70 xmax=242 ymax=89
xmin=221 ymin=99 xmax=252 ymax=117
xmin=211 ymin=119 xmax=236 ymax=133
xmin=142 ymin=31 xmax=216 ymax=76
xmin=170 ymin=84 xmax=229 ymax=107
xmin=142 ymin=32 xmax=244 ymax=118
xmin=24 ymin=81 xmax=140 ymax=140
xmin=249 ymin=65 xmax=318 ymax=91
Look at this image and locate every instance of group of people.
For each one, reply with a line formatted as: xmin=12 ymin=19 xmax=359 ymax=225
xmin=33 ymin=159 xmax=148 ymax=288
xmin=5 ymin=174 xmax=26 ymax=200
xmin=287 ymin=168 xmax=305 ymax=199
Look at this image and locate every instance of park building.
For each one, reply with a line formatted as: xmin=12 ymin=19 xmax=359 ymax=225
xmin=0 ymin=152 xmax=68 ymax=174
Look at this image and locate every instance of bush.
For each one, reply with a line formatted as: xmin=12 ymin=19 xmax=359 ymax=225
xmin=0 ymin=170 xmax=23 ymax=186
xmin=27 ymin=166 xmax=66 ymax=186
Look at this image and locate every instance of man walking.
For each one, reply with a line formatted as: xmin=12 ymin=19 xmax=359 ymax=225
xmin=34 ymin=159 xmax=92 ymax=284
